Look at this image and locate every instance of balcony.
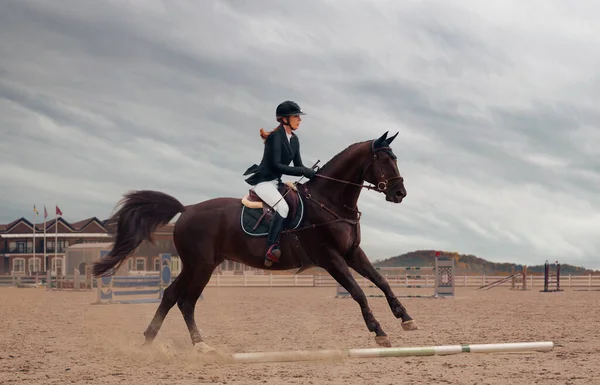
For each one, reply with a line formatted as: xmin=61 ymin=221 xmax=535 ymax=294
xmin=0 ymin=247 xmax=67 ymax=254
xmin=41 ymin=247 xmax=68 ymax=253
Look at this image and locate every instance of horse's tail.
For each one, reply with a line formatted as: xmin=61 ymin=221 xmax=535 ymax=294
xmin=92 ymin=190 xmax=185 ymax=277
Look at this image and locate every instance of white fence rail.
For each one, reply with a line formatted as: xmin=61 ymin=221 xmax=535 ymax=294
xmin=2 ymin=273 xmax=600 ymax=288
xmin=202 ymin=273 xmax=600 ymax=288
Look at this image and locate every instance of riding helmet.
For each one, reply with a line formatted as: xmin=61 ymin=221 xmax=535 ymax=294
xmin=276 ymin=100 xmax=306 ymax=117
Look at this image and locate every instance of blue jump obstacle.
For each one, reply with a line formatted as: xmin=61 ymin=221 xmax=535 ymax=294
xmin=92 ymin=253 xmax=172 ymax=305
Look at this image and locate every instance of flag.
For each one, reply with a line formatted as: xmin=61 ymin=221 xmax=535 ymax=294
xmin=44 ymin=205 xmax=48 ymax=219
xmin=33 ymin=204 xmax=39 ymax=215
xmin=56 ymin=205 xmax=62 ymax=216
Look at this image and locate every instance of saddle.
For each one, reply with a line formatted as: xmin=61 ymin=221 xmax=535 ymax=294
xmin=241 ymin=181 xmax=300 ymax=224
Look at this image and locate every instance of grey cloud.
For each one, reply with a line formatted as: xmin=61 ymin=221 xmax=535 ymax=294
xmin=346 ymin=73 xmax=600 ymax=209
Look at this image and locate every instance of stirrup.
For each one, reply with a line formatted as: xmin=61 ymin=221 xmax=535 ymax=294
xmin=264 ymin=244 xmax=281 ymax=267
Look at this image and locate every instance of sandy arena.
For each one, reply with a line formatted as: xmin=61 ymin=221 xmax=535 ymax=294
xmin=1 ymin=285 xmax=598 ymax=384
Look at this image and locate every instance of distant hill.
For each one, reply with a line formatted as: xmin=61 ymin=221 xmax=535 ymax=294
xmin=372 ymin=250 xmax=598 ymax=275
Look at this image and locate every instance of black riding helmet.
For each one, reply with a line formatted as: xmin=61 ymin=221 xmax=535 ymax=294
xmin=276 ymin=100 xmax=306 ymax=117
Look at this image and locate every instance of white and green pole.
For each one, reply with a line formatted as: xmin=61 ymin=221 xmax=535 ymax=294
xmin=226 ymin=341 xmax=554 ymax=364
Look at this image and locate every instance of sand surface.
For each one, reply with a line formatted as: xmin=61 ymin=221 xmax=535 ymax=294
xmin=0 ymin=285 xmax=598 ymax=384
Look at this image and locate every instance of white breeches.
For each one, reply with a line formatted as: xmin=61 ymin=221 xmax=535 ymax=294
xmin=251 ymin=180 xmax=289 ymax=218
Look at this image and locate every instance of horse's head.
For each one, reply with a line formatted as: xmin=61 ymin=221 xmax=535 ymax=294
xmin=364 ymin=131 xmax=406 ymax=203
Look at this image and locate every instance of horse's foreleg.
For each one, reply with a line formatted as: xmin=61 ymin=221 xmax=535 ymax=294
xmin=320 ymin=251 xmax=392 ymax=347
xmin=345 ymin=246 xmax=418 ymax=331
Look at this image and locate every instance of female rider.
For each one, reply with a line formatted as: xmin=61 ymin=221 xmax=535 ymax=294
xmin=243 ymin=100 xmax=316 ymax=266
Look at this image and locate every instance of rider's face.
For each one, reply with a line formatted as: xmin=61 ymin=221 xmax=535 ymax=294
xmin=288 ymin=115 xmax=302 ymax=130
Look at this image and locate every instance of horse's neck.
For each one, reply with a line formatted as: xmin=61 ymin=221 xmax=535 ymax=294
xmin=307 ymin=145 xmax=368 ymax=210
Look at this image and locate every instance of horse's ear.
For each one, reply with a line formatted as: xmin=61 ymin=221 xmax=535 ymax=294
xmin=387 ymin=131 xmax=398 ymax=145
xmin=373 ymin=131 xmax=388 ymax=147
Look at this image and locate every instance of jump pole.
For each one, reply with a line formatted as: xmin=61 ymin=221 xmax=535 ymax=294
xmin=226 ymin=341 xmax=554 ymax=364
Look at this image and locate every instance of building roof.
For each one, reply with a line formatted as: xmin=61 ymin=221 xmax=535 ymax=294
xmin=0 ymin=216 xmax=108 ymax=234
xmin=0 ymin=214 xmax=177 ymax=238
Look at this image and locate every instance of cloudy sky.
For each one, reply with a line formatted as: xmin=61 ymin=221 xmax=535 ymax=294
xmin=1 ymin=0 xmax=599 ymax=269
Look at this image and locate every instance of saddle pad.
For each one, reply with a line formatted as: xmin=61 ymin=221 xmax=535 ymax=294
xmin=240 ymin=197 xmax=305 ymax=236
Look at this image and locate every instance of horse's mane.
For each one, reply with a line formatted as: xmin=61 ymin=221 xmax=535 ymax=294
xmin=316 ymin=140 xmax=371 ymax=175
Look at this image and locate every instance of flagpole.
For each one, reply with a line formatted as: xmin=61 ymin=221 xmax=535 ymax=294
xmin=55 ymin=206 xmax=58 ymax=273
xmin=33 ymin=204 xmax=36 ymax=273
xmin=43 ymin=205 xmax=47 ymax=272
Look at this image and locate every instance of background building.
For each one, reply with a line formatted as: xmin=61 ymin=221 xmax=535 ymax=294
xmin=1 ymin=215 xmax=264 ymax=277
xmin=0 ymin=216 xmax=109 ymax=276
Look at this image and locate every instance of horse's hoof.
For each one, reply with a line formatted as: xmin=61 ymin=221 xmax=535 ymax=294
xmin=194 ymin=341 xmax=217 ymax=354
xmin=375 ymin=336 xmax=392 ymax=347
xmin=264 ymin=259 xmax=273 ymax=267
xmin=401 ymin=320 xmax=419 ymax=331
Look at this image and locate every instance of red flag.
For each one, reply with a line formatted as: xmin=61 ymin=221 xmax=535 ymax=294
xmin=56 ymin=205 xmax=63 ymax=216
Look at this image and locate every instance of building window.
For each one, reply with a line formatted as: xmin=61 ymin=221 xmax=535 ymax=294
xmin=52 ymin=257 xmax=64 ymax=274
xmin=156 ymin=240 xmax=173 ymax=249
xmin=29 ymin=257 xmax=42 ymax=273
xmin=13 ymin=258 xmax=25 ymax=274
xmin=171 ymin=256 xmax=180 ymax=275
xmin=135 ymin=258 xmax=145 ymax=271
xmin=153 ymin=257 xmax=160 ymax=271
xmin=46 ymin=240 xmax=69 ymax=253
xmin=9 ymin=241 xmax=33 ymax=253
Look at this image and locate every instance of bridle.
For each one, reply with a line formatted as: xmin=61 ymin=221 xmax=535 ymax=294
xmin=312 ymin=142 xmax=404 ymax=195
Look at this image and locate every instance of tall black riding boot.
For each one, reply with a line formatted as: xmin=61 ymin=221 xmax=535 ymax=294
xmin=264 ymin=212 xmax=285 ymax=267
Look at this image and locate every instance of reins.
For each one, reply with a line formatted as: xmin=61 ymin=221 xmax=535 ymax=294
xmin=312 ymin=145 xmax=404 ymax=194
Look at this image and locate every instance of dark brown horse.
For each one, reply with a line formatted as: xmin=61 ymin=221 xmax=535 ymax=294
xmin=92 ymin=131 xmax=418 ymax=353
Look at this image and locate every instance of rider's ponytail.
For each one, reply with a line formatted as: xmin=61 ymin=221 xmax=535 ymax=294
xmin=259 ymin=121 xmax=283 ymax=142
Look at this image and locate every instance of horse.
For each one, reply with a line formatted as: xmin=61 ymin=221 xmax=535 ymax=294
xmin=92 ymin=131 xmax=419 ymax=354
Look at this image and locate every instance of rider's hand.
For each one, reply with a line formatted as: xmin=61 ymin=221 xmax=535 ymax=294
xmin=302 ymin=167 xmax=316 ymax=179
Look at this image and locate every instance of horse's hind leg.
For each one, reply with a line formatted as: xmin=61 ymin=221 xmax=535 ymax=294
xmin=143 ymin=273 xmax=186 ymax=345
xmin=177 ymin=261 xmax=221 ymax=353
xmin=345 ymin=246 xmax=418 ymax=331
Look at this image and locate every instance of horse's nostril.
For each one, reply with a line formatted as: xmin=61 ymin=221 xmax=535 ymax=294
xmin=396 ymin=191 xmax=403 ymax=196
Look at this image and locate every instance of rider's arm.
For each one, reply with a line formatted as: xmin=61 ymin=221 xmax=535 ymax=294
xmin=291 ymin=138 xmax=316 ymax=178
xmin=292 ymin=139 xmax=305 ymax=168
